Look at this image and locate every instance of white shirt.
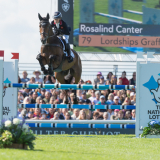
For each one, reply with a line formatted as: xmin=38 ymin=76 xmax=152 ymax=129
xmin=107 ymin=111 xmax=114 ymax=120
xmin=89 ymin=96 xmax=97 ymax=103
xmin=35 ymin=78 xmax=43 ymax=84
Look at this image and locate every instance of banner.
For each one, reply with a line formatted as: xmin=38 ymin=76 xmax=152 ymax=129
xmin=79 ymin=23 xmax=160 ymax=36
xmin=31 ymin=128 xmax=135 ymax=135
xmin=79 ymin=35 xmax=160 ymax=48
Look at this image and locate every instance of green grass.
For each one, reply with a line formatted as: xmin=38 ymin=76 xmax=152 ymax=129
xmin=1 ymin=135 xmax=160 ymax=160
xmin=73 ymin=0 xmax=160 ymax=52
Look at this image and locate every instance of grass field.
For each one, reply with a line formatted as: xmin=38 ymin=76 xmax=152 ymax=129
xmin=1 ymin=135 xmax=160 ymax=160
xmin=73 ymin=0 xmax=160 ymax=52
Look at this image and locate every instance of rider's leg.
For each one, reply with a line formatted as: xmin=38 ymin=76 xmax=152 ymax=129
xmin=63 ymin=35 xmax=73 ymax=63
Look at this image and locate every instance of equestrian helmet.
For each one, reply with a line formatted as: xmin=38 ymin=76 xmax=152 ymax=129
xmin=53 ymin=11 xmax=62 ymax=19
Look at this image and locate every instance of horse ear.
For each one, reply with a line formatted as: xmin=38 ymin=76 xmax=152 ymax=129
xmin=38 ymin=13 xmax=43 ymax=21
xmin=46 ymin=13 xmax=50 ymax=20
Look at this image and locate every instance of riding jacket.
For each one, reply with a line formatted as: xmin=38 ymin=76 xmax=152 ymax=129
xmin=51 ymin=20 xmax=70 ymax=35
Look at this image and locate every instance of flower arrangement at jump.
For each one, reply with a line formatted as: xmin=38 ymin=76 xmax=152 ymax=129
xmin=141 ymin=120 xmax=160 ymax=137
xmin=0 ymin=118 xmax=36 ymax=149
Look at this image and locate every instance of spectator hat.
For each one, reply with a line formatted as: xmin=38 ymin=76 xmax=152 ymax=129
xmin=29 ymin=91 xmax=33 ymax=95
xmin=130 ymin=92 xmax=135 ymax=97
xmin=114 ymin=96 xmax=119 ymax=100
xmin=100 ymin=95 xmax=105 ymax=99
xmin=97 ymin=72 xmax=102 ymax=76
xmin=100 ymin=76 xmax=104 ymax=79
xmin=33 ymin=70 xmax=41 ymax=75
xmin=114 ymin=109 xmax=120 ymax=112
xmin=85 ymin=80 xmax=92 ymax=84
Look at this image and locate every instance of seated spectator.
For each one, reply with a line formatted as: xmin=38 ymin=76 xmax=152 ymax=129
xmin=76 ymin=110 xmax=87 ymax=120
xmin=89 ymin=89 xmax=96 ymax=103
xmin=98 ymin=76 xmax=105 ymax=85
xmin=113 ymin=90 xmax=118 ymax=96
xmin=54 ymin=99 xmax=59 ymax=104
xmin=39 ymin=99 xmax=45 ymax=104
xmin=117 ymin=79 xmax=122 ymax=85
xmin=82 ymin=109 xmax=92 ymax=119
xmin=71 ymin=109 xmax=80 ymax=120
xmin=92 ymin=91 xmax=100 ymax=105
xmin=78 ymin=99 xmax=85 ymax=105
xmin=21 ymin=71 xmax=30 ymax=83
xmin=18 ymin=108 xmax=23 ymax=116
xmin=106 ymin=93 xmax=114 ymax=105
xmin=28 ymin=91 xmax=33 ymax=99
xmin=44 ymin=75 xmax=52 ymax=84
xmin=70 ymin=93 xmax=75 ymax=104
xmin=131 ymin=109 xmax=136 ymax=120
xmin=106 ymin=72 xmax=113 ymax=82
xmin=110 ymin=109 xmax=119 ymax=120
xmin=50 ymin=112 xmax=60 ymax=120
xmin=81 ymin=91 xmax=90 ymax=102
xmin=32 ymin=108 xmax=41 ymax=120
xmin=78 ymin=79 xmax=84 ymax=85
xmin=36 ymin=89 xmax=42 ymax=96
xmin=40 ymin=111 xmax=47 ymax=120
xmin=105 ymin=79 xmax=110 ymax=85
xmin=110 ymin=75 xmax=117 ymax=85
xmin=59 ymin=108 xmax=68 ymax=120
xmin=47 ymin=108 xmax=55 ymax=119
xmin=18 ymin=76 xmax=22 ymax=83
xmin=125 ymin=111 xmax=132 ymax=120
xmin=126 ymin=90 xmax=131 ymax=97
xmin=129 ymin=72 xmax=136 ymax=85
xmin=59 ymin=91 xmax=65 ymax=103
xmin=131 ymin=94 xmax=136 ymax=105
xmin=65 ymin=113 xmax=72 ymax=120
xmin=101 ymin=90 xmax=110 ymax=101
xmin=92 ymin=112 xmax=99 ymax=120
xmin=40 ymin=89 xmax=46 ymax=99
xmin=130 ymin=92 xmax=135 ymax=101
xmin=26 ymin=111 xmax=34 ymax=119
xmin=27 ymin=77 xmax=36 ymax=84
xmin=51 ymin=76 xmax=56 ymax=84
xmin=113 ymin=96 xmax=121 ymax=105
xmin=43 ymin=91 xmax=51 ymax=104
xmin=94 ymin=72 xmax=102 ymax=85
xmin=18 ymin=92 xmax=24 ymax=104
xmin=107 ymin=109 xmax=114 ymax=120
xmin=31 ymin=92 xmax=38 ymax=104
xmin=77 ymin=90 xmax=82 ymax=100
xmin=33 ymin=70 xmax=43 ymax=84
xmin=95 ymin=95 xmax=107 ymax=118
xmin=103 ymin=112 xmax=108 ymax=120
xmin=36 ymin=97 xmax=42 ymax=104
xmin=23 ymin=96 xmax=31 ymax=104
xmin=114 ymin=110 xmax=125 ymax=120
xmin=119 ymin=71 xmax=129 ymax=85
xmin=122 ymin=97 xmax=131 ymax=106
xmin=85 ymin=80 xmax=92 ymax=85
xmin=22 ymin=89 xmax=29 ymax=98
xmin=83 ymin=99 xmax=91 ymax=105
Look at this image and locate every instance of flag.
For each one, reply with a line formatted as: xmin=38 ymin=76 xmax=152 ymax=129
xmin=11 ymin=53 xmax=19 ymax=59
xmin=0 ymin=50 xmax=4 ymax=60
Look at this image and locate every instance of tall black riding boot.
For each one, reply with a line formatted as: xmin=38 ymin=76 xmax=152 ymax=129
xmin=66 ymin=43 xmax=73 ymax=63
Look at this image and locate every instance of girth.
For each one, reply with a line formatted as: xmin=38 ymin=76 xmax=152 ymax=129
xmin=42 ymin=43 xmax=63 ymax=50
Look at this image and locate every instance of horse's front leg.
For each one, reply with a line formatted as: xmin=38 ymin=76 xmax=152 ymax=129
xmin=36 ymin=53 xmax=48 ymax=75
xmin=48 ymin=55 xmax=55 ymax=76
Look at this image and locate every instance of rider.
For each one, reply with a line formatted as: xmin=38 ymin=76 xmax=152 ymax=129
xmin=51 ymin=11 xmax=73 ymax=63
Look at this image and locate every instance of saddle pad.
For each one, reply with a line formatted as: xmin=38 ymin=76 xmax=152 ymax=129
xmin=58 ymin=37 xmax=75 ymax=58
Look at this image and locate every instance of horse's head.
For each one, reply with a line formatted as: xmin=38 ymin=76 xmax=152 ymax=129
xmin=38 ymin=13 xmax=52 ymax=44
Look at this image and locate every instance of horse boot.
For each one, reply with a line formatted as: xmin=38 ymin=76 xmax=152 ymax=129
xmin=66 ymin=43 xmax=73 ymax=63
xmin=36 ymin=54 xmax=48 ymax=75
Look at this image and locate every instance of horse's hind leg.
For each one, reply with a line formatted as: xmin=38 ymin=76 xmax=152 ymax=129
xmin=36 ymin=53 xmax=48 ymax=75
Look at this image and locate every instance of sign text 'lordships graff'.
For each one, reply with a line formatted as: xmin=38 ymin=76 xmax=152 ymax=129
xmin=79 ymin=35 xmax=160 ymax=48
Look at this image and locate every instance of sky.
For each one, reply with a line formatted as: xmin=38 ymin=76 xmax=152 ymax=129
xmin=0 ymin=0 xmax=57 ymax=63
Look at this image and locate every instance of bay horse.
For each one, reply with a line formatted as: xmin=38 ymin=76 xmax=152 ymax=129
xmin=37 ymin=13 xmax=82 ymax=84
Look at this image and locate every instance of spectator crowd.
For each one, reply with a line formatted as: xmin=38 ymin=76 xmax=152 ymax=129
xmin=17 ymin=70 xmax=136 ymax=121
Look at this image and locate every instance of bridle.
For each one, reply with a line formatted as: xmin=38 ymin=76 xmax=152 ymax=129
xmin=39 ymin=21 xmax=53 ymax=44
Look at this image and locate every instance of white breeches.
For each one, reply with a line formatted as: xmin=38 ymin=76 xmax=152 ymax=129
xmin=63 ymin=35 xmax=69 ymax=43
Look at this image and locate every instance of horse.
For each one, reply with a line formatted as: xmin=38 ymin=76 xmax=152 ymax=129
xmin=37 ymin=13 xmax=82 ymax=84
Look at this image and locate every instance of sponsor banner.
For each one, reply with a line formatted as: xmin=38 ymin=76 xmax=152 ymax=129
xmin=79 ymin=23 xmax=160 ymax=36
xmin=79 ymin=35 xmax=160 ymax=48
xmin=58 ymin=0 xmax=73 ymax=44
xmin=31 ymin=128 xmax=135 ymax=135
